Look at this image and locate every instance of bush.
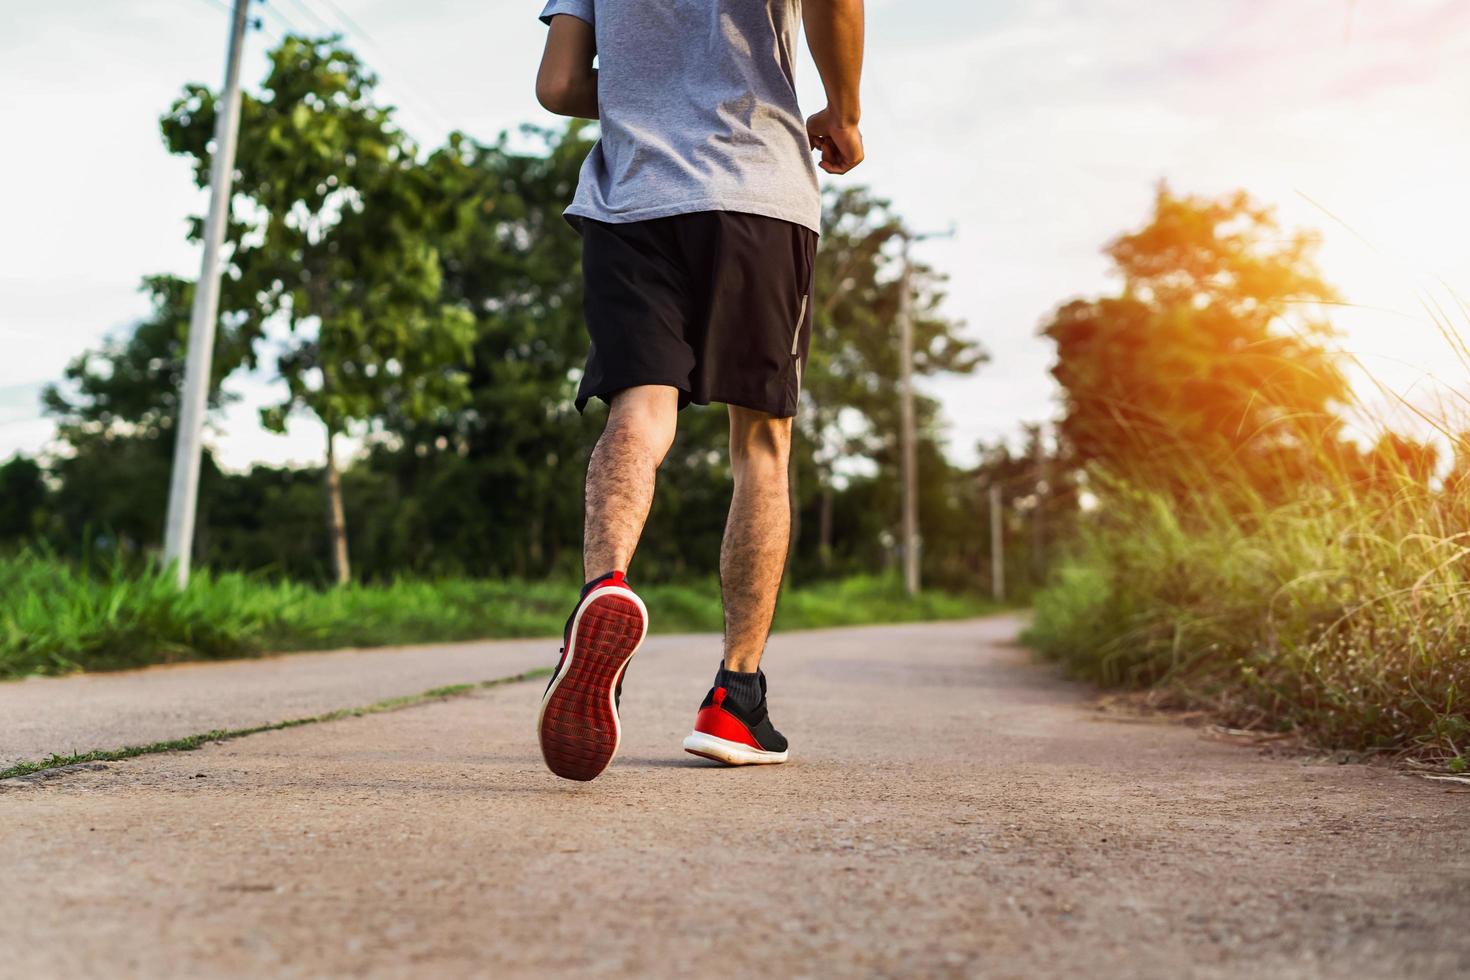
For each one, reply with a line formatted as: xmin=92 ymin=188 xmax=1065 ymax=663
xmin=1027 ymin=473 xmax=1470 ymax=768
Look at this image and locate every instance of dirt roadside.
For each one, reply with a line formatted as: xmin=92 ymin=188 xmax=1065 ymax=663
xmin=2 ymin=615 xmax=1466 ymax=979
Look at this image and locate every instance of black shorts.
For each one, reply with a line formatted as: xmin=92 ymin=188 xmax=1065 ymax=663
xmin=576 ymin=211 xmax=817 ymax=419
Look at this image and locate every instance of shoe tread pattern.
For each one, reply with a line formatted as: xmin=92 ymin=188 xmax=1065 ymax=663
xmin=539 ymin=594 xmax=644 ymax=781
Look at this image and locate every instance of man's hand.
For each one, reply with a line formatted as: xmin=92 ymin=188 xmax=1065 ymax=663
xmin=806 ymin=107 xmax=864 ymax=174
xmin=803 ymin=0 xmax=864 ymax=174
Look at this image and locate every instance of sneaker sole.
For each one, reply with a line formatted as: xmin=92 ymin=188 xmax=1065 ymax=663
xmin=681 ymin=730 xmax=789 ymax=766
xmin=537 ymin=586 xmax=648 ymax=781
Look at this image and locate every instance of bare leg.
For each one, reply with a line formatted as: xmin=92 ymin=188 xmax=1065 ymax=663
xmin=583 ymin=385 xmax=680 ymax=581
xmin=721 ymin=405 xmax=793 ymax=672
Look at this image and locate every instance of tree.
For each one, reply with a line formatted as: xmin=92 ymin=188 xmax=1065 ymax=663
xmin=0 ymin=455 xmax=47 ymax=543
xmin=30 ymin=37 xmax=998 ymax=590
xmin=392 ymin=124 xmax=594 ymax=577
xmin=964 ymin=425 xmax=1082 ymax=596
xmin=1363 ymin=432 xmax=1439 ymax=490
xmin=161 ymin=35 xmax=474 ymax=584
xmin=42 ymin=276 xmax=241 ymax=559
xmin=797 ymin=186 xmax=985 ymax=573
xmin=43 ymin=275 xmax=243 ymax=442
xmin=1042 ymin=185 xmax=1348 ymax=498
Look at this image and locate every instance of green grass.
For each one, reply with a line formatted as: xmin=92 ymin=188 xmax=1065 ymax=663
xmin=0 ymin=667 xmax=550 ymax=781
xmin=1026 ymin=291 xmax=1470 ymax=772
xmin=0 ymin=553 xmax=997 ymax=680
xmin=1026 ymin=470 xmax=1470 ymax=771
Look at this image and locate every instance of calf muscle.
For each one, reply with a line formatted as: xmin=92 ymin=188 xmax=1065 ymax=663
xmin=583 ymin=386 xmax=679 ymax=581
xmin=721 ymin=408 xmax=793 ymax=672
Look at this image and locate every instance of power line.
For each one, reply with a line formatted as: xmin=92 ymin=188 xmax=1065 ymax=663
xmin=312 ymin=0 xmax=382 ymax=53
xmin=194 ymin=0 xmax=282 ymax=44
xmin=274 ymin=0 xmax=334 ymax=35
xmin=208 ymin=0 xmax=457 ymax=137
xmin=256 ymin=1 xmax=304 ymax=38
xmin=289 ymin=0 xmax=456 ymax=134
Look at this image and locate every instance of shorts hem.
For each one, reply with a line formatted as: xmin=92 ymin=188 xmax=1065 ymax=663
xmin=567 ymin=199 xmax=821 ymax=236
xmin=575 ymin=380 xmax=693 ymax=414
xmin=575 ymin=385 xmax=796 ymax=420
xmin=706 ymin=392 xmax=798 ymax=419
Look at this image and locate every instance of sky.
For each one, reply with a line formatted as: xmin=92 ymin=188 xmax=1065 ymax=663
xmin=2 ymin=0 xmax=1468 ymax=470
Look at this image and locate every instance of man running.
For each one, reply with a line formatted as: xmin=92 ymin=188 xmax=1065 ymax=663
xmin=534 ymin=0 xmax=865 ymax=781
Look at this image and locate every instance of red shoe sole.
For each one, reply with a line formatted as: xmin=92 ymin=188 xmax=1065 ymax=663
xmin=537 ymin=591 xmax=646 ymax=781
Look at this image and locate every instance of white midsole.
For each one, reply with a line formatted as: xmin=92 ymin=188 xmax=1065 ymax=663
xmin=681 ymin=730 xmax=789 ymax=766
xmin=536 ymin=584 xmax=649 ymax=765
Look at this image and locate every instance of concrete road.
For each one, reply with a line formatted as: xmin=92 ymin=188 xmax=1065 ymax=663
xmin=0 ymin=636 xmax=560 ymax=768
xmin=3 ymin=616 xmax=1467 ymax=978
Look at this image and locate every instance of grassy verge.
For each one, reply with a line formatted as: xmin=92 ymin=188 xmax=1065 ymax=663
xmin=0 ymin=667 xmax=550 ymax=781
xmin=0 ymin=553 xmax=998 ymax=679
xmin=1026 ymin=475 xmax=1470 ymax=771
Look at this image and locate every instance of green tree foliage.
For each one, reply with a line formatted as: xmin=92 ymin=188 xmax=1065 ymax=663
xmin=195 ymin=464 xmax=330 ymax=577
xmin=0 ymin=455 xmax=47 ymax=542
xmin=161 ymin=35 xmax=475 ymax=583
xmin=40 ymin=276 xmax=237 ymax=559
xmin=29 ymin=35 xmax=991 ymax=592
xmin=43 ymin=276 xmax=243 ymax=442
xmin=796 ymin=187 xmax=986 ymax=576
xmin=808 ymin=188 xmax=984 ymax=446
xmin=963 ymin=424 xmax=1082 ymax=597
xmin=1042 ymin=185 xmax=1349 ymax=497
xmin=372 ymin=125 xmax=595 ymax=578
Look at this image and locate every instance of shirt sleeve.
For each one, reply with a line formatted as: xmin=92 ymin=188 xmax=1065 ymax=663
xmin=539 ymin=0 xmax=593 ymax=27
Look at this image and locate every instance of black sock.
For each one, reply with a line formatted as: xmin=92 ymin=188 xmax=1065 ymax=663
xmin=717 ymin=661 xmax=764 ymax=710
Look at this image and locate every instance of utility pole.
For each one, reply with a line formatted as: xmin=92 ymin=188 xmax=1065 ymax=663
xmin=897 ymin=237 xmax=919 ymax=596
xmin=989 ymin=482 xmax=1005 ymax=602
xmin=896 ymin=225 xmax=955 ymax=596
xmin=1031 ymin=423 xmax=1048 ymax=587
xmin=162 ymin=0 xmax=252 ymax=587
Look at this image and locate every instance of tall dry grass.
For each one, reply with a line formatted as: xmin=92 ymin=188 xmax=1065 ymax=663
xmin=1028 ymin=304 xmax=1470 ymax=770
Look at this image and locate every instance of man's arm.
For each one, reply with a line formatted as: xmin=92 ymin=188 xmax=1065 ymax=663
xmin=537 ymin=14 xmax=598 ymax=119
xmin=802 ymin=0 xmax=865 ymax=174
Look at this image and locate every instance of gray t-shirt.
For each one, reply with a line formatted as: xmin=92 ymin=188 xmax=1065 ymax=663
xmin=537 ymin=0 xmax=821 ymax=234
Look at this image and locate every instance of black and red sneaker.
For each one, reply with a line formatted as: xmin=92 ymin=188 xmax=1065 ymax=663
xmin=681 ymin=670 xmax=789 ymax=766
xmin=537 ymin=570 xmax=648 ymax=781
